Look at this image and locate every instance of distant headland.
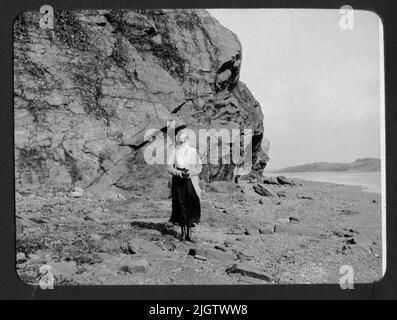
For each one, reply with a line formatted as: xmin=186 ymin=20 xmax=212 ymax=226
xmin=272 ymin=158 xmax=381 ymax=173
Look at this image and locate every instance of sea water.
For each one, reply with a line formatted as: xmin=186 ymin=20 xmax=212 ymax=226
xmin=266 ymin=171 xmax=382 ymax=194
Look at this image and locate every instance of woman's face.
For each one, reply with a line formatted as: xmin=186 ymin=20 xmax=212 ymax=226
xmin=177 ymin=133 xmax=188 ymax=145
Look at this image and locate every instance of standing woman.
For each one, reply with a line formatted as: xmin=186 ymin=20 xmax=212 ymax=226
xmin=167 ymin=130 xmax=202 ymax=242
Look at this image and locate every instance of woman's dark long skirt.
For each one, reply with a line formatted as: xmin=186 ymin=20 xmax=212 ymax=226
xmin=170 ymin=176 xmax=201 ymax=226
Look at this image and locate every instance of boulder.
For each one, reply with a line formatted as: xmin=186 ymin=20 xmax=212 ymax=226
xmin=225 ymin=262 xmax=272 ymax=282
xmin=253 ymin=184 xmax=276 ymax=197
xmin=260 ymin=176 xmax=279 ymax=185
xmin=277 ymin=176 xmax=294 ymax=186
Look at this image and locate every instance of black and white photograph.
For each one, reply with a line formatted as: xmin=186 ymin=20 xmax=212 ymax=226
xmin=14 ymin=6 xmax=385 ymax=287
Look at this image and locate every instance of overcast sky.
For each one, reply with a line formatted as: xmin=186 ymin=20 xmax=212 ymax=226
xmin=208 ymin=9 xmax=382 ymax=170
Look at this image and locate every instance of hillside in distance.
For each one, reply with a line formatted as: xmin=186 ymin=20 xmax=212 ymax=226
xmin=274 ymin=158 xmax=381 ymax=173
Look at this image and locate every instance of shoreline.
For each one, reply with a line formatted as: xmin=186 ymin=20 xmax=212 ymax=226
xmin=289 ymin=177 xmax=381 ymax=195
xmin=263 ymin=171 xmax=382 ymax=194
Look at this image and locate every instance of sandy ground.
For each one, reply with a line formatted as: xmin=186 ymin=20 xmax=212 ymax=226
xmin=15 ymin=177 xmax=383 ymax=285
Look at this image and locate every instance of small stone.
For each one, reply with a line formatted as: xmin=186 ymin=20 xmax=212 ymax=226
xmin=74 ymin=187 xmax=84 ymax=194
xmin=188 ymin=247 xmax=236 ymax=262
xmin=289 ymin=217 xmax=300 ymax=223
xmin=70 ymin=191 xmax=83 ymax=198
xmin=236 ymin=252 xmax=255 ymax=261
xmin=276 ymin=191 xmax=287 ymax=198
xmin=223 ymin=239 xmax=233 ymax=247
xmin=333 ymin=228 xmax=356 ymax=238
xmin=259 ymin=197 xmax=272 ymax=205
xmin=116 ymin=194 xmax=127 ymax=201
xmin=298 ymin=195 xmax=313 ymax=200
xmin=214 ymin=245 xmax=226 ymax=252
xmin=120 ymin=243 xmax=137 ymax=255
xmin=345 ymin=238 xmax=356 ymax=245
xmin=194 ymin=255 xmax=207 ymax=261
xmin=276 ymin=218 xmax=290 ymax=225
xmin=277 ymin=176 xmax=294 ymax=186
xmin=346 ymin=228 xmax=360 ymax=235
xmin=271 ymin=199 xmax=282 ymax=205
xmin=337 ymin=208 xmax=360 ymax=215
xmin=260 ymin=176 xmax=279 ymax=185
xmin=119 ymin=259 xmax=149 ymax=274
xmin=258 ymin=225 xmax=275 ymax=235
xmin=244 ymin=228 xmax=258 ymax=235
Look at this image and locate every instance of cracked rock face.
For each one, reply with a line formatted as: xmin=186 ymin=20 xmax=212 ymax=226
xmin=14 ymin=9 xmax=269 ymax=197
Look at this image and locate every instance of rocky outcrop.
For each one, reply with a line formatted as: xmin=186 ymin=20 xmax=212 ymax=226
xmin=14 ymin=9 xmax=268 ymax=197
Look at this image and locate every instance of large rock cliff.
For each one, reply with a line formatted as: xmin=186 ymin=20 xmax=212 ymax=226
xmin=14 ymin=9 xmax=269 ymax=198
